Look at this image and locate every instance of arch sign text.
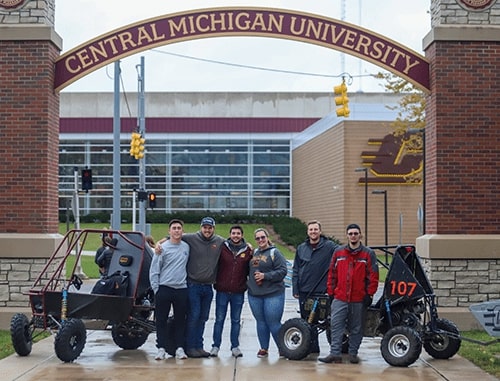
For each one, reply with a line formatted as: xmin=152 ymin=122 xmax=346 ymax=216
xmin=54 ymin=7 xmax=430 ymax=92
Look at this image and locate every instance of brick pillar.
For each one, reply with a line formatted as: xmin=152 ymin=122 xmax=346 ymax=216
xmin=0 ymin=1 xmax=64 ymax=312
xmin=0 ymin=1 xmax=61 ymax=234
xmin=417 ymin=0 xmax=500 ymax=308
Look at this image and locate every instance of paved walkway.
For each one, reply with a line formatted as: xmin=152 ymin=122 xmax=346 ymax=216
xmin=2 ymin=289 xmax=498 ymax=381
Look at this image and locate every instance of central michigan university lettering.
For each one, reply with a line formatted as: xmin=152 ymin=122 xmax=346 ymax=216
xmin=54 ymin=8 xmax=429 ymax=92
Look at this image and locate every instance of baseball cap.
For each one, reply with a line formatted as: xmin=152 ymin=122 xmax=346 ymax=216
xmin=200 ymin=216 xmax=215 ymax=227
xmin=346 ymin=223 xmax=361 ymax=232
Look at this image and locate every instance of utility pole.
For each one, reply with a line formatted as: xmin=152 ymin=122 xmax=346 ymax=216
xmin=137 ymin=56 xmax=146 ymax=233
xmin=112 ymin=60 xmax=121 ymax=230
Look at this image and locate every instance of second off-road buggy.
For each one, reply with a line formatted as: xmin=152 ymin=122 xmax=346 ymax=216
xmin=278 ymin=245 xmax=462 ymax=367
xmin=9 ymin=229 xmax=164 ymax=363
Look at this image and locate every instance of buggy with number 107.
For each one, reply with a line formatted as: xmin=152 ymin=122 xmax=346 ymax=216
xmin=9 ymin=229 xmax=164 ymax=363
xmin=278 ymin=245 xmax=462 ymax=367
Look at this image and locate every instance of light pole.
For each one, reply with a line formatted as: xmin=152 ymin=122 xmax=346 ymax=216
xmin=355 ymin=167 xmax=368 ymax=245
xmin=408 ymin=128 xmax=425 ymax=235
xmin=372 ymin=190 xmax=388 ymax=248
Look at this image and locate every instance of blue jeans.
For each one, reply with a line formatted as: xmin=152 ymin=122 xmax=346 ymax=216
xmin=186 ymin=283 xmax=213 ymax=350
xmin=248 ymin=292 xmax=285 ymax=350
xmin=329 ymin=299 xmax=364 ymax=355
xmin=212 ymin=291 xmax=244 ymax=349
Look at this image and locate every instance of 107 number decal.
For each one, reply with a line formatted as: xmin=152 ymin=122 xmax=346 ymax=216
xmin=389 ymin=281 xmax=417 ymax=297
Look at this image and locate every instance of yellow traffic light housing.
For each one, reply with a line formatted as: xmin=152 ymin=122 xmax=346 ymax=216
xmin=130 ymin=132 xmax=145 ymax=160
xmin=334 ymin=81 xmax=350 ymax=118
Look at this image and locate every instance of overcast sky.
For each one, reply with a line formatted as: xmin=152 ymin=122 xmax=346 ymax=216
xmin=54 ymin=0 xmax=430 ymax=94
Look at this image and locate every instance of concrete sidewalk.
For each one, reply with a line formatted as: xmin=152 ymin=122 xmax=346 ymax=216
xmin=2 ymin=289 xmax=498 ymax=381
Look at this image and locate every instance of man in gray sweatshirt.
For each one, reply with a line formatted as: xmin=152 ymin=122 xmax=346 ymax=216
xmin=150 ymin=219 xmax=190 ymax=360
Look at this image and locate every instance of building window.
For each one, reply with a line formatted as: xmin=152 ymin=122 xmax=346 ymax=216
xmin=59 ymin=138 xmax=290 ymax=215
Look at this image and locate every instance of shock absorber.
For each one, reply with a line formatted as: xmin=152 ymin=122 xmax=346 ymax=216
xmin=308 ymin=299 xmax=319 ymax=324
xmin=61 ymin=285 xmax=68 ymax=323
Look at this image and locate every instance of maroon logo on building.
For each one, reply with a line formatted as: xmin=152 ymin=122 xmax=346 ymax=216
xmin=0 ymin=0 xmax=27 ymax=9
xmin=456 ymin=0 xmax=497 ymax=11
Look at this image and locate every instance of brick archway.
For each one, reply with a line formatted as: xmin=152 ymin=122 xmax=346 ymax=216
xmin=53 ymin=7 xmax=430 ymax=92
xmin=0 ymin=0 xmax=499 ymax=316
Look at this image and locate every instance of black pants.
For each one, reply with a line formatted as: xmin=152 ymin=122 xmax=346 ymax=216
xmin=155 ymin=285 xmax=188 ymax=350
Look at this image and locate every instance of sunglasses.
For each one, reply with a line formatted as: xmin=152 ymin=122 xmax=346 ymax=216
xmin=348 ymin=232 xmax=360 ymax=236
xmin=255 ymin=236 xmax=267 ymax=241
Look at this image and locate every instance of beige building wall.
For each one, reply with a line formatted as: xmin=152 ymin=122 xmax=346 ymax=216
xmin=293 ymin=120 xmax=423 ymax=247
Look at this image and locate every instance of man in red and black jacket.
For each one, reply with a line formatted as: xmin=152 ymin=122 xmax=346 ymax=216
xmin=209 ymin=225 xmax=252 ymax=358
xmin=319 ymin=223 xmax=379 ymax=365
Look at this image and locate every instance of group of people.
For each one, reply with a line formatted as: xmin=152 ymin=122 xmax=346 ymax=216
xmin=148 ymin=217 xmax=379 ymax=365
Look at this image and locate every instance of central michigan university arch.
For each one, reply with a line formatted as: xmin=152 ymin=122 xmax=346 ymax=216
xmin=53 ymin=7 xmax=430 ymax=92
xmin=2 ymin=2 xmax=499 ymax=322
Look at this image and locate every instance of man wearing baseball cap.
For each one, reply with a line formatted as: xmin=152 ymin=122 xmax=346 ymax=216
xmin=182 ymin=216 xmax=224 ymax=358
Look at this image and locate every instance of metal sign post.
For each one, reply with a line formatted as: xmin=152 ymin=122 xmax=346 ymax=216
xmin=72 ymin=167 xmax=87 ymax=278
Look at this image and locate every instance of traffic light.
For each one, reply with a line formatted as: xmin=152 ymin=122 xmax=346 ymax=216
xmin=81 ymin=169 xmax=92 ymax=192
xmin=148 ymin=192 xmax=157 ymax=209
xmin=334 ymin=80 xmax=350 ymax=117
xmin=137 ymin=190 xmax=148 ymax=201
xmin=129 ymin=131 xmax=145 ymax=160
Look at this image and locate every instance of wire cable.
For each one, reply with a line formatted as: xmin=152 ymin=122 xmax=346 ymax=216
xmin=151 ymin=49 xmax=374 ymax=81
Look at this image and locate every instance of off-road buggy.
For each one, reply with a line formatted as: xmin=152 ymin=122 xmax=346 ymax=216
xmin=278 ymin=245 xmax=462 ymax=367
xmin=10 ymin=229 xmax=161 ymax=363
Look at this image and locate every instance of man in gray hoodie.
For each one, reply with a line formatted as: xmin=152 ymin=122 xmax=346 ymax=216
xmin=182 ymin=216 xmax=224 ymax=358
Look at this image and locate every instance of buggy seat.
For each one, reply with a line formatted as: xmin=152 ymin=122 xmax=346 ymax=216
xmin=106 ymin=232 xmax=153 ymax=300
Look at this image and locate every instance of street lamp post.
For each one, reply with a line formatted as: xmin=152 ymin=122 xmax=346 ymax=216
xmin=372 ymin=190 xmax=388 ymax=246
xmin=408 ymin=128 xmax=425 ymax=235
xmin=355 ymin=167 xmax=368 ymax=246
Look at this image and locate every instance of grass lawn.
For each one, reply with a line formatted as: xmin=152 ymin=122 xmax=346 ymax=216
xmin=62 ymin=222 xmax=296 ymax=279
xmin=459 ymin=330 xmax=500 ymax=379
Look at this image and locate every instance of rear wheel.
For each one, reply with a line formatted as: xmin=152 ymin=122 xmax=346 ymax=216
xmin=424 ymin=318 xmax=461 ymax=359
xmin=10 ymin=313 xmax=33 ymax=356
xmin=381 ymin=326 xmax=422 ymax=367
xmin=278 ymin=318 xmax=312 ymax=360
xmin=111 ymin=321 xmax=149 ymax=350
xmin=54 ymin=318 xmax=87 ymax=362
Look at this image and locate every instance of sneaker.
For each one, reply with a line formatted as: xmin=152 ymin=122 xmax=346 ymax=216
xmin=257 ymin=349 xmax=268 ymax=358
xmin=349 ymin=354 xmax=360 ymax=364
xmin=155 ymin=347 xmax=166 ymax=360
xmin=175 ymin=347 xmax=187 ymax=359
xmin=210 ymin=346 xmax=219 ymax=357
xmin=231 ymin=347 xmax=243 ymax=358
xmin=318 ymin=354 xmax=342 ymax=363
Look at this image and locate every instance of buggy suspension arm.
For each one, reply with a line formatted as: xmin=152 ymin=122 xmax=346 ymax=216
xmin=128 ymin=316 xmax=156 ymax=332
xmin=456 ymin=334 xmax=500 ymax=346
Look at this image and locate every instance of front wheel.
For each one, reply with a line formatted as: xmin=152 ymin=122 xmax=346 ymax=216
xmin=278 ymin=318 xmax=312 ymax=360
xmin=424 ymin=318 xmax=461 ymax=359
xmin=381 ymin=326 xmax=422 ymax=367
xmin=54 ymin=318 xmax=87 ymax=362
xmin=10 ymin=313 xmax=33 ymax=356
